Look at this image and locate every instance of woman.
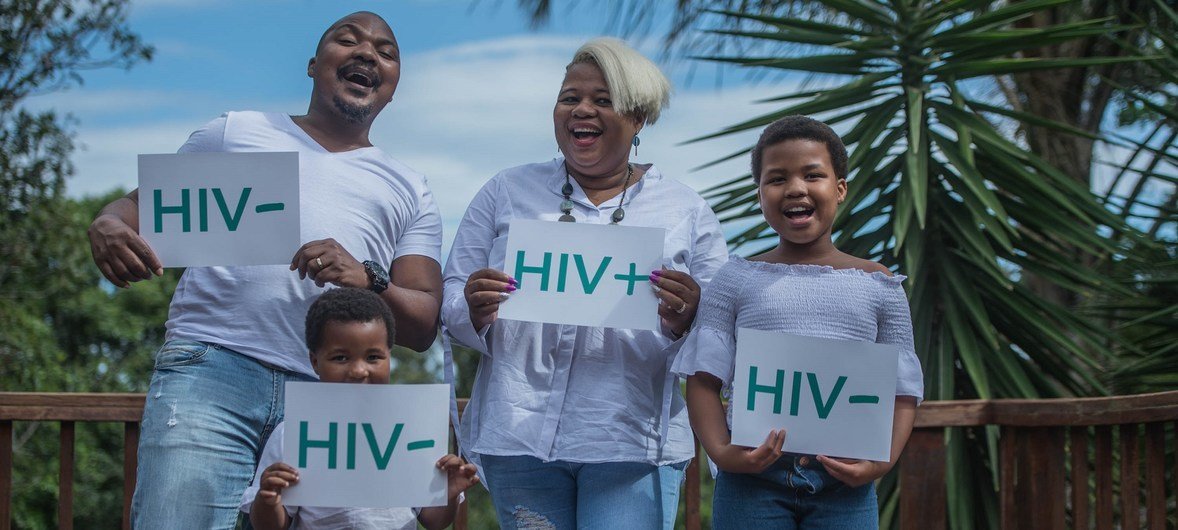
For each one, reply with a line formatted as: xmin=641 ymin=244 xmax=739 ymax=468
xmin=442 ymin=38 xmax=728 ymax=529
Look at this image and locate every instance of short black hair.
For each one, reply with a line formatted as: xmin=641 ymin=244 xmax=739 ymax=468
xmin=751 ymin=115 xmax=848 ymax=183
xmin=305 ymin=287 xmax=396 ymax=352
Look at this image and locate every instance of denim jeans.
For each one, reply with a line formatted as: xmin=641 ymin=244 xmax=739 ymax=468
xmin=479 ymin=454 xmax=687 ymax=529
xmin=713 ymin=455 xmax=878 ymax=529
xmin=131 ymin=339 xmax=315 ymax=529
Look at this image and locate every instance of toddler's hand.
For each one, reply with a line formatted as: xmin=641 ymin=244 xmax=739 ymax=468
xmin=437 ymin=454 xmax=480 ymax=500
xmin=712 ymin=429 xmax=785 ymax=474
xmin=816 ymin=455 xmax=889 ymax=487
xmin=256 ymin=462 xmax=300 ymax=506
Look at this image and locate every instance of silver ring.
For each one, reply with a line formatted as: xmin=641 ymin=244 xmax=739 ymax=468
xmin=675 ymin=302 xmax=688 ymax=314
xmin=315 ymin=257 xmax=324 ymax=270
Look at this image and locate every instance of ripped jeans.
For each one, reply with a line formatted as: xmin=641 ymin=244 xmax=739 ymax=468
xmin=479 ymin=454 xmax=687 ymax=530
xmin=713 ymin=454 xmax=878 ymax=529
xmin=131 ymin=340 xmax=315 ymax=529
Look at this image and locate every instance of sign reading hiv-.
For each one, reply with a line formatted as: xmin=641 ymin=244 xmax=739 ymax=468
xmin=499 ymin=219 xmax=666 ymax=331
xmin=731 ymin=329 xmax=899 ymax=462
xmin=138 ymin=152 xmax=299 ymax=267
xmin=281 ymin=383 xmax=449 ymax=509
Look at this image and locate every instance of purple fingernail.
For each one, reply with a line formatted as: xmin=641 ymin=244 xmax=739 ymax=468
xmin=650 ymin=270 xmax=662 ymax=277
xmin=649 ymin=275 xmax=660 ymax=282
xmin=508 ymin=277 xmax=518 ymax=285
xmin=506 ymin=285 xmax=516 ymax=292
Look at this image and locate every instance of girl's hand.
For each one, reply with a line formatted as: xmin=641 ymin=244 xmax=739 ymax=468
xmin=649 ymin=268 xmax=700 ymax=338
xmin=256 ymin=462 xmax=300 ymax=506
xmin=711 ymin=429 xmax=786 ymax=474
xmin=437 ymin=454 xmax=480 ymax=500
xmin=464 ymin=268 xmax=515 ymax=332
xmin=816 ymin=455 xmax=889 ymax=487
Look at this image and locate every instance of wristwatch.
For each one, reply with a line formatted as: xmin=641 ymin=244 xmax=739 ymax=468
xmin=362 ymin=260 xmax=390 ymax=294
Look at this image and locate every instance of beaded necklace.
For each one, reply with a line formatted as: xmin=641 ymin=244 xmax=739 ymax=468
xmin=559 ymin=163 xmax=633 ymax=224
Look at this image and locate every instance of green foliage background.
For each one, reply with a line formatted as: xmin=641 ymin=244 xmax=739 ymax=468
xmin=2 ymin=0 xmax=1174 ymax=528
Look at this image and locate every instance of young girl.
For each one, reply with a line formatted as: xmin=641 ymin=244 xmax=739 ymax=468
xmin=672 ymin=115 xmax=924 ymax=528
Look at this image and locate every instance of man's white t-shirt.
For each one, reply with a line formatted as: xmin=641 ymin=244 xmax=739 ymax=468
xmin=240 ymin=422 xmax=420 ymax=530
xmin=163 ymin=111 xmax=442 ymax=377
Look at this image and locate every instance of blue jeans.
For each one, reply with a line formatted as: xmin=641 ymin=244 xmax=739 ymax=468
xmin=713 ymin=455 xmax=878 ymax=529
xmin=479 ymin=454 xmax=687 ymax=529
xmin=131 ymin=340 xmax=314 ymax=529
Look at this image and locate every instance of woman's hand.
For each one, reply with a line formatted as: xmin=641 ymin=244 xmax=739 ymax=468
xmin=290 ymin=238 xmax=367 ymax=288
xmin=649 ymin=268 xmax=701 ymax=338
xmin=464 ymin=268 xmax=515 ymax=332
xmin=710 ymin=429 xmax=786 ymax=474
xmin=816 ymin=455 xmax=890 ymax=488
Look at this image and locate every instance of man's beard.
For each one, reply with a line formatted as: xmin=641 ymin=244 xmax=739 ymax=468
xmin=332 ymin=95 xmax=374 ymax=124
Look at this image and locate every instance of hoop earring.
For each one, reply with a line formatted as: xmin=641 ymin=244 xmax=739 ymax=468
xmin=632 ymin=135 xmax=640 ymax=157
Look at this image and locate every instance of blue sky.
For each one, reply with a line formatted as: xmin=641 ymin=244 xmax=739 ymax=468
xmin=32 ymin=0 xmax=788 ymax=252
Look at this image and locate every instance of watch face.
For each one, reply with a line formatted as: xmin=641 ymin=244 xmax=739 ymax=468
xmin=364 ymin=260 xmax=389 ymax=292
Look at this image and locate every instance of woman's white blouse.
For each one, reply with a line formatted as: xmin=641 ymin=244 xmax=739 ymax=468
xmin=670 ymin=256 xmax=925 ymax=429
xmin=442 ymin=159 xmax=728 ymax=466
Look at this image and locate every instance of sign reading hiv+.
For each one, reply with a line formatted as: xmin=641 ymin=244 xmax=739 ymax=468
xmin=499 ymin=219 xmax=666 ymax=331
xmin=731 ymin=329 xmax=899 ymax=462
xmin=281 ymin=383 xmax=449 ymax=509
xmin=138 ymin=152 xmax=299 ymax=267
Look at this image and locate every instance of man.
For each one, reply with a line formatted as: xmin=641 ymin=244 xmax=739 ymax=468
xmin=87 ymin=12 xmax=442 ymax=528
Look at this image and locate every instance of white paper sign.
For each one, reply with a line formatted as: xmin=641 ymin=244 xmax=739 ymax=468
xmin=499 ymin=219 xmax=665 ymax=331
xmin=731 ymin=329 xmax=899 ymax=462
xmin=281 ymin=382 xmax=449 ymax=509
xmin=138 ymin=151 xmax=299 ymax=267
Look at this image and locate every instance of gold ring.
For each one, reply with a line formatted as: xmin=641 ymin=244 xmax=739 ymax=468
xmin=676 ymin=302 xmax=688 ymax=314
xmin=315 ymin=257 xmax=324 ymax=270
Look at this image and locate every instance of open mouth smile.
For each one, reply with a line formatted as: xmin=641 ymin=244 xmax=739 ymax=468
xmin=338 ymin=63 xmax=378 ymax=90
xmin=782 ymin=205 xmax=816 ymax=224
xmin=570 ymin=126 xmax=602 ymax=147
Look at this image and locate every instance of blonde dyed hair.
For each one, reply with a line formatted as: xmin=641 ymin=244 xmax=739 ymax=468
xmin=569 ymin=38 xmax=671 ymax=125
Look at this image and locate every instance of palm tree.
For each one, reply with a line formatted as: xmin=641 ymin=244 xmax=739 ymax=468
xmin=684 ymin=1 xmax=1160 ymax=527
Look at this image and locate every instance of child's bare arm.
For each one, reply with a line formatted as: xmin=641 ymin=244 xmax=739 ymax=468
xmin=817 ymin=395 xmax=917 ymax=487
xmin=417 ymin=454 xmax=480 ymax=530
xmin=250 ymin=462 xmax=298 ymax=530
xmin=686 ymin=372 xmax=785 ymax=474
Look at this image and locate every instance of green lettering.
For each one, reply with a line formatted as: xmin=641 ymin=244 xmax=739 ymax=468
xmin=153 ymin=189 xmax=191 ymax=233
xmin=213 ymin=187 xmax=251 ymax=232
xmin=808 ymin=373 xmax=847 ymax=420
xmin=610 ymin=261 xmax=648 ymax=295
xmin=298 ymin=421 xmax=337 ymax=469
xmin=790 ymin=371 xmax=802 ymax=416
xmin=576 ymin=254 xmax=613 ymax=294
xmin=346 ymin=423 xmax=357 ymax=470
xmin=363 ymin=423 xmax=404 ymax=470
xmin=557 ymin=253 xmax=570 ymax=293
xmin=514 ymin=251 xmax=552 ymax=291
xmin=746 ymin=366 xmax=786 ymax=414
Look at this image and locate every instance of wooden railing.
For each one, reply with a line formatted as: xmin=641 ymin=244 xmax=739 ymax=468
xmin=2 ymin=391 xmax=1176 ymax=529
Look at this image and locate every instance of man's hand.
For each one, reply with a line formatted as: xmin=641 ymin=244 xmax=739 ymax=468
xmin=816 ymin=455 xmax=890 ymax=488
xmin=290 ymin=238 xmax=367 ymax=288
xmin=710 ymin=429 xmax=786 ymax=474
xmin=437 ymin=454 xmax=479 ymax=500
xmin=255 ymin=462 xmax=300 ymax=506
xmin=88 ymin=214 xmax=163 ymax=288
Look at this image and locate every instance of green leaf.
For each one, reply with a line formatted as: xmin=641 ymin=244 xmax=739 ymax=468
xmin=932 ymin=55 xmax=1162 ymax=78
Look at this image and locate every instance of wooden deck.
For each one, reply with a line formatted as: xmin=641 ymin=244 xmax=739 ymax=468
xmin=2 ymin=391 xmax=1176 ymax=529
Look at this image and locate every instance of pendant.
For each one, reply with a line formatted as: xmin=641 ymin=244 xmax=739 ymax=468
xmin=610 ymin=208 xmax=625 ymax=223
xmin=559 ymin=214 xmax=576 ymax=222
